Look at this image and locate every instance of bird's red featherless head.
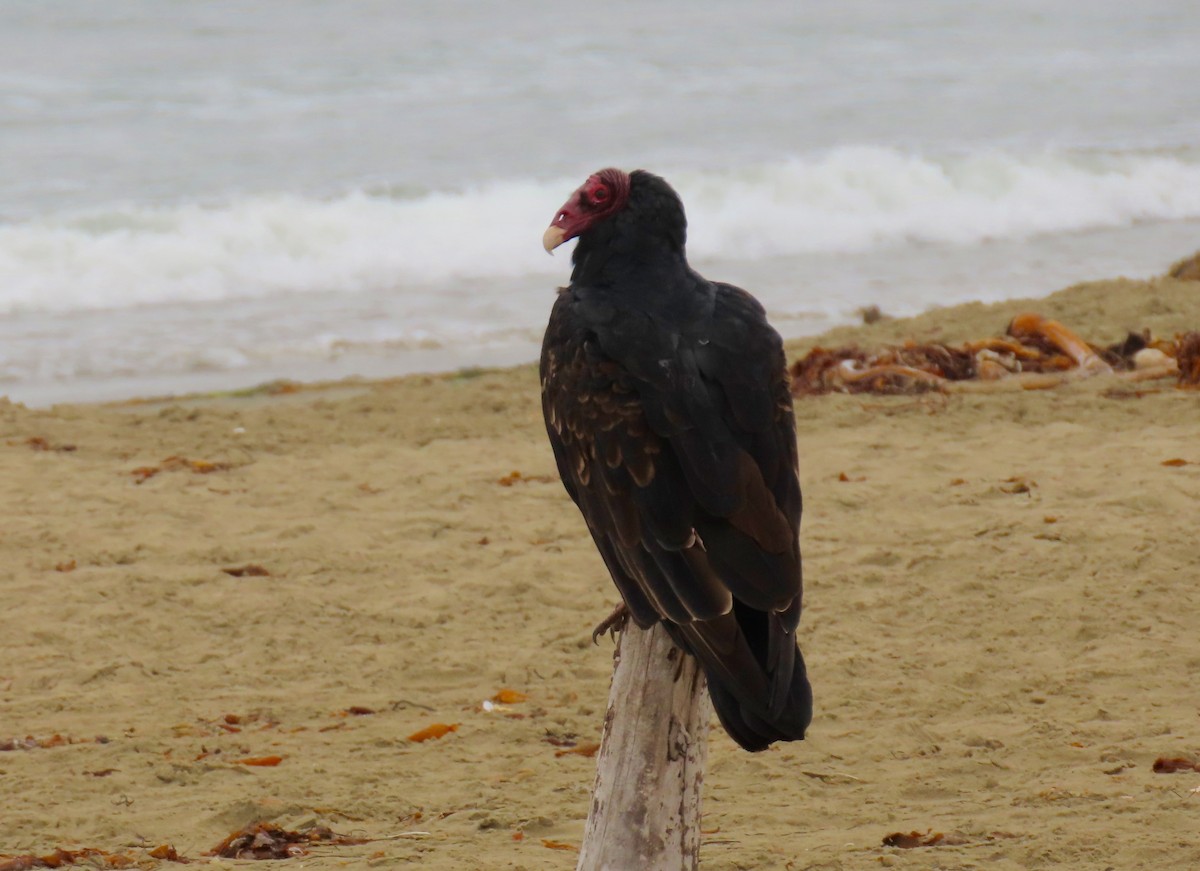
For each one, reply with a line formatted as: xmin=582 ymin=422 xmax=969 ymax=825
xmin=542 ymin=168 xmax=631 ymax=252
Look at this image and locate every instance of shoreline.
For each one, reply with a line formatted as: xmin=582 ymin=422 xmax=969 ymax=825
xmin=0 ymin=342 xmax=545 ymax=410
xmin=5 ymin=218 xmax=1199 ymax=410
xmin=7 ymin=269 xmax=1196 ymax=411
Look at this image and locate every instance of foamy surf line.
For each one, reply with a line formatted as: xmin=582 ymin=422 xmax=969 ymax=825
xmin=3 ymin=146 xmax=1200 ymax=317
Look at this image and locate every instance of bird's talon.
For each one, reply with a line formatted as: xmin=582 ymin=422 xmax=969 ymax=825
xmin=591 ymin=603 xmax=629 ymax=645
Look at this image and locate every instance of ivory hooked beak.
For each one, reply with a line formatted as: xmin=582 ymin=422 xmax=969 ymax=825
xmin=543 ymin=225 xmax=566 ymax=253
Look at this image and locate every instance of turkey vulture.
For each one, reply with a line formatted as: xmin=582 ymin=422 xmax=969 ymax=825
xmin=539 ymin=168 xmax=812 ymax=752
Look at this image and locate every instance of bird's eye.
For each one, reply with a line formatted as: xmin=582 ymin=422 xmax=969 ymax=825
xmin=593 ymin=187 xmax=609 ymax=202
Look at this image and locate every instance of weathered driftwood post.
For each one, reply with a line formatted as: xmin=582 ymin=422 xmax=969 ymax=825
xmin=576 ymin=622 xmax=712 ymax=871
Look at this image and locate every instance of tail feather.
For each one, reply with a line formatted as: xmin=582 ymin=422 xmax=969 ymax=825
xmin=706 ymin=647 xmax=811 ymax=752
xmin=664 ymin=616 xmax=812 ymax=752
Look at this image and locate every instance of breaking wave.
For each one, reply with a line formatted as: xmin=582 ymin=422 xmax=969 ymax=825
xmin=2 ymin=145 xmax=1199 ymax=316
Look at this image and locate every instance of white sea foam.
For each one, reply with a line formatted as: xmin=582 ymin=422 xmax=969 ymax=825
xmin=683 ymin=148 xmax=1200 ymax=257
xmin=2 ymin=147 xmax=1199 ymax=318
xmin=0 ymin=180 xmax=567 ymax=315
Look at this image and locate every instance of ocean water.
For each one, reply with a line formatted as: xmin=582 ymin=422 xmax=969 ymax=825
xmin=3 ymin=0 xmax=1199 ymax=404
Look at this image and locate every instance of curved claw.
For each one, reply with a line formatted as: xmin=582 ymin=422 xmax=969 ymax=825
xmin=591 ymin=602 xmax=629 ymax=645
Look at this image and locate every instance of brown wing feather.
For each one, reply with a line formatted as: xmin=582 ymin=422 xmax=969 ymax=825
xmin=542 ymin=298 xmax=732 ymax=625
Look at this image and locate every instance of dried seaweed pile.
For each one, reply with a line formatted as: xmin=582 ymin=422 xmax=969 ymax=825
xmin=791 ymin=312 xmax=1200 ymax=396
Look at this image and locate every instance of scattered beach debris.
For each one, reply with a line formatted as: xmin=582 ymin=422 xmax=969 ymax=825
xmin=389 ymin=698 xmax=436 ymax=713
xmin=543 ymin=730 xmax=579 ymax=748
xmin=1 ymin=824 xmax=376 ymax=868
xmin=497 ymin=470 xmax=555 ymax=486
xmin=407 ymin=722 xmax=459 ymax=743
xmin=221 ymin=564 xmax=271 ymax=577
xmin=491 ymin=689 xmax=528 ymax=705
xmin=334 ymin=705 xmax=377 ymax=717
xmin=554 ymin=742 xmax=600 ymax=758
xmin=130 ymin=455 xmax=231 ymax=484
xmin=116 ymin=380 xmax=306 ymax=407
xmin=1153 ymin=757 xmax=1200 ymax=773
xmin=883 ymin=830 xmax=945 ymax=848
xmin=881 ymin=829 xmax=1020 ymax=850
xmin=54 ymin=560 xmax=76 ymax=573
xmin=0 ymin=734 xmax=109 ymax=752
xmin=232 ymin=755 xmax=284 ymax=767
xmin=479 ymin=688 xmax=530 ymax=715
xmin=148 ymin=845 xmax=184 ymax=862
xmin=172 ymin=712 xmax=282 ymax=742
xmin=207 ymin=822 xmax=366 ymax=860
xmin=790 ymin=313 xmax=1196 ymax=396
xmin=0 ymin=844 xmax=185 ymax=870
xmin=11 ymin=436 xmax=77 ymax=452
xmin=541 ymin=839 xmax=578 ymax=852
xmin=0 ymin=848 xmax=108 ymax=871
xmin=998 ymin=476 xmax=1037 ymax=495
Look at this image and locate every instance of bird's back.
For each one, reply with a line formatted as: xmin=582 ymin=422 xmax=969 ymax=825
xmin=541 ymin=276 xmax=811 ymax=751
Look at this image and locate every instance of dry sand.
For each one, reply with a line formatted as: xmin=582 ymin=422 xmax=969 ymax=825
xmin=2 ymin=275 xmax=1199 ymax=870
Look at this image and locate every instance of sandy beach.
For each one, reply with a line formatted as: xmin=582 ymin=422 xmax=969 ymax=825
xmin=3 ymin=273 xmax=1199 ymax=869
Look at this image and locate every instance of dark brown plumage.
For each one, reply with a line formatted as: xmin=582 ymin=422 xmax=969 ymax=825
xmin=539 ymin=169 xmax=811 ymax=751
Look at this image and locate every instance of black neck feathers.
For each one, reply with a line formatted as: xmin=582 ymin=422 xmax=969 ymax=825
xmin=571 ymin=170 xmax=689 ymax=287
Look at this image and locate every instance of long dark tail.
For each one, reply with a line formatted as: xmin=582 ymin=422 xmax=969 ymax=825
xmin=705 ymin=653 xmax=811 ymax=752
xmin=665 ymin=612 xmax=812 ymax=752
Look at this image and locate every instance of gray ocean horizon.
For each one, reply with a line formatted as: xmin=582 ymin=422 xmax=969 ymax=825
xmin=3 ymin=0 xmax=1199 ymax=404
